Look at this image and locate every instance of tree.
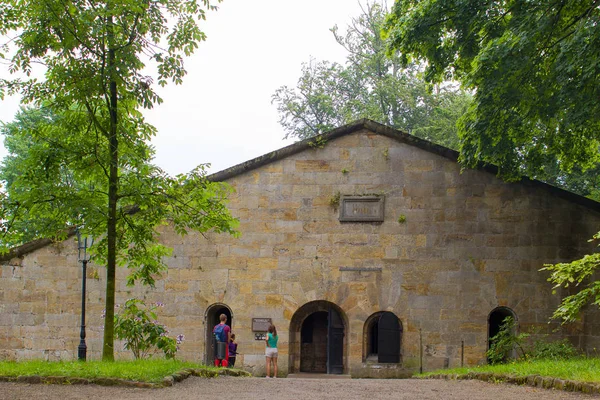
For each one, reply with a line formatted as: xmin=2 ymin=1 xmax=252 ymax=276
xmin=0 ymin=0 xmax=238 ymax=360
xmin=272 ymin=2 xmax=471 ymax=149
xmin=384 ymin=0 xmax=600 ymax=322
xmin=541 ymin=232 xmax=600 ymax=323
xmin=383 ymin=0 xmax=600 ymax=179
xmin=539 ymin=162 xmax=600 ymax=202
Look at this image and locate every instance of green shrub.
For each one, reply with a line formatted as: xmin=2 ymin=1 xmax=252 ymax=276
xmin=113 ymin=299 xmax=183 ymax=359
xmin=530 ymin=338 xmax=579 ymax=360
xmin=487 ymin=316 xmax=580 ymax=364
xmin=487 ymin=316 xmax=529 ymax=364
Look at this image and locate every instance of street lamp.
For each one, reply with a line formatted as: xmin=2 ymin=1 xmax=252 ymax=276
xmin=76 ymin=228 xmax=94 ymax=361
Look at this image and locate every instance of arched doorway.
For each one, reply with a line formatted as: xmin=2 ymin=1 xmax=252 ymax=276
xmin=289 ymin=300 xmax=346 ymax=374
xmin=488 ymin=306 xmax=517 ymax=363
xmin=205 ymin=303 xmax=233 ymax=365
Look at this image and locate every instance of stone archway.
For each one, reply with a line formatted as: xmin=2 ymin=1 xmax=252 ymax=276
xmin=487 ymin=306 xmax=517 ymax=363
xmin=288 ymin=300 xmax=347 ymax=374
xmin=205 ymin=303 xmax=233 ymax=365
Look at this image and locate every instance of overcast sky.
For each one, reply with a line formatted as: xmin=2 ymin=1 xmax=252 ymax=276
xmin=0 ymin=0 xmax=373 ymax=176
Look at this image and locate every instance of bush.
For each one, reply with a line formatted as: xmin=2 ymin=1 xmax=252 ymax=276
xmin=113 ymin=299 xmax=184 ymax=359
xmin=487 ymin=316 xmax=580 ymax=364
xmin=530 ymin=338 xmax=579 ymax=360
xmin=487 ymin=316 xmax=529 ymax=364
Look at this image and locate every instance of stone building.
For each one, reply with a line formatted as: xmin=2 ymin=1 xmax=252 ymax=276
xmin=1 ymin=119 xmax=599 ymax=377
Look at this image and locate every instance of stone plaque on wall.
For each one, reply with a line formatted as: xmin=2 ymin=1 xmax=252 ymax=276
xmin=252 ymin=318 xmax=272 ymax=332
xmin=339 ymin=195 xmax=384 ymax=222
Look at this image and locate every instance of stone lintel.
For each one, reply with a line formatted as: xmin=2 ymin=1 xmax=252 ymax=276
xmin=339 ymin=267 xmax=383 ymax=272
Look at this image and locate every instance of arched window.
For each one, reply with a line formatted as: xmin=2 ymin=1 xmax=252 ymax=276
xmin=364 ymin=311 xmax=402 ymax=363
xmin=488 ymin=306 xmax=517 ymax=363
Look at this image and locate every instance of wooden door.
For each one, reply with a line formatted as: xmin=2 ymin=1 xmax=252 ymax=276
xmin=327 ymin=307 xmax=344 ymax=374
xmin=377 ymin=311 xmax=401 ymax=363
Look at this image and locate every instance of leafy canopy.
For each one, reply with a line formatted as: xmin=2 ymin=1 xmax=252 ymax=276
xmin=272 ymin=2 xmax=471 ymax=149
xmin=0 ymin=107 xmax=238 ymax=286
xmin=384 ymin=0 xmax=600 ymax=180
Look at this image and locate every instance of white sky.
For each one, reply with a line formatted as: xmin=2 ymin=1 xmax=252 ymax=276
xmin=0 ymin=0 xmax=371 ymax=176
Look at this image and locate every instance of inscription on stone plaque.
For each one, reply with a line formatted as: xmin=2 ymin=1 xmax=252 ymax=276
xmin=339 ymin=195 xmax=384 ymax=222
xmin=252 ymin=318 xmax=271 ymax=340
xmin=252 ymin=318 xmax=272 ymax=332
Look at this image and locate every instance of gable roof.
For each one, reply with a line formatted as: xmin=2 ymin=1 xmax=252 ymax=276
xmin=209 ymin=118 xmax=600 ymax=213
xmin=0 ymin=227 xmax=77 ymax=263
xmin=2 ymin=119 xmax=599 ymax=262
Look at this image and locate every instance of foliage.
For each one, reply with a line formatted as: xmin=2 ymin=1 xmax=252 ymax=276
xmin=487 ymin=316 xmax=580 ymax=364
xmin=307 ymin=135 xmax=327 ymax=149
xmin=538 ymin=163 xmax=600 ymax=202
xmin=329 ymin=191 xmax=341 ymax=208
xmin=0 ymin=360 xmax=223 ymax=383
xmin=418 ymin=358 xmax=600 ymax=384
xmin=272 ymin=2 xmax=471 ymax=148
xmin=541 ymin=232 xmax=600 ymax=323
xmin=113 ymin=299 xmax=182 ymax=360
xmin=530 ymin=338 xmax=579 ymax=361
xmin=383 ymin=0 xmax=600 ymax=181
xmin=487 ymin=317 xmax=529 ymax=365
xmin=0 ymin=0 xmax=237 ymax=361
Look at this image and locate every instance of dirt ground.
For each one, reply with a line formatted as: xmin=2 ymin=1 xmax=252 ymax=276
xmin=0 ymin=376 xmax=595 ymax=400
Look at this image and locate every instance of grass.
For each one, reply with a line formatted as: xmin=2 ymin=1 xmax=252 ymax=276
xmin=418 ymin=358 xmax=600 ymax=383
xmin=0 ymin=359 xmax=221 ymax=383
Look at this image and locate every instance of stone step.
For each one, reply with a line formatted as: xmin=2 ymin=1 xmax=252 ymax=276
xmin=286 ymin=373 xmax=351 ymax=379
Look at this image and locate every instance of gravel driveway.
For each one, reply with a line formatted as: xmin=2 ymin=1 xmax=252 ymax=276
xmin=0 ymin=376 xmax=593 ymax=400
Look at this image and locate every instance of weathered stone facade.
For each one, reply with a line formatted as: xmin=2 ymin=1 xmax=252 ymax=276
xmin=1 ymin=120 xmax=599 ymax=377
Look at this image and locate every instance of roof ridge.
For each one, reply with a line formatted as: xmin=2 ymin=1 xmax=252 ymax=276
xmin=207 ymin=119 xmax=600 ymax=214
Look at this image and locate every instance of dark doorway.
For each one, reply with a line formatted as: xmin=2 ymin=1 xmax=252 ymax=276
xmin=377 ymin=311 xmax=401 ymax=363
xmin=205 ymin=304 xmax=232 ymax=365
xmin=289 ymin=301 xmax=347 ymax=374
xmin=488 ymin=306 xmax=517 ymax=363
xmin=327 ymin=306 xmax=344 ymax=374
xmin=300 ymin=311 xmax=328 ymax=372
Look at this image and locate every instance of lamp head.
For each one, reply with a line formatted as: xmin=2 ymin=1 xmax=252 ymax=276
xmin=76 ymin=228 xmax=94 ymax=262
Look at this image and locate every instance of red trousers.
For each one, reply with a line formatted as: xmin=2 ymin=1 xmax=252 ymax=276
xmin=214 ymin=345 xmax=229 ymax=367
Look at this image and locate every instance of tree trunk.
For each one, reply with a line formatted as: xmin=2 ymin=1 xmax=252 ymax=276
xmin=102 ymin=15 xmax=118 ymax=362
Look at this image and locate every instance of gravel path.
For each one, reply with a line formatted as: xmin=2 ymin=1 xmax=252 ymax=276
xmin=0 ymin=376 xmax=594 ymax=400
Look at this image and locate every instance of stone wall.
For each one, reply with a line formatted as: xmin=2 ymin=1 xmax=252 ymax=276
xmin=1 ymin=127 xmax=599 ymax=377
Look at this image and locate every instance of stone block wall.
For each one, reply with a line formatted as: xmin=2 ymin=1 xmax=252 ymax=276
xmin=1 ymin=127 xmax=599 ymax=378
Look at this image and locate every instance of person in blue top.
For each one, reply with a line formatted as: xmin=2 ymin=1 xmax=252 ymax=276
xmin=265 ymin=324 xmax=278 ymax=378
xmin=213 ymin=314 xmax=231 ymax=367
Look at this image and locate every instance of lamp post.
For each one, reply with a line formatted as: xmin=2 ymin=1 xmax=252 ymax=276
xmin=76 ymin=228 xmax=94 ymax=361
